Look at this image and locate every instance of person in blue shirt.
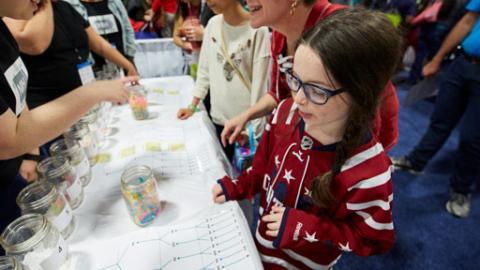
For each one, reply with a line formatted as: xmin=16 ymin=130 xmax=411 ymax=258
xmin=392 ymin=0 xmax=480 ymax=218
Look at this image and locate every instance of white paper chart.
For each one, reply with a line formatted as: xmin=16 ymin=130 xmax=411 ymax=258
xmin=71 ymin=202 xmax=263 ymax=270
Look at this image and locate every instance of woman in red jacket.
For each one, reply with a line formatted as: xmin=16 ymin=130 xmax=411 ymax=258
xmin=221 ymin=0 xmax=400 ymax=152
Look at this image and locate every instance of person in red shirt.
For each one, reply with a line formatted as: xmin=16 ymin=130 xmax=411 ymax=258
xmin=212 ymin=8 xmax=402 ymax=269
xmin=145 ymin=0 xmax=177 ymax=37
xmin=221 ymin=0 xmax=400 ymax=152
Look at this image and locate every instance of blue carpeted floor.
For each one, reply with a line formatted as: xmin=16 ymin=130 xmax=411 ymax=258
xmin=335 ymin=85 xmax=480 ymax=270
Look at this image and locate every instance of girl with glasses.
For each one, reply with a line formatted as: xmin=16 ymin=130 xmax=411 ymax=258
xmin=212 ymin=8 xmax=402 ymax=269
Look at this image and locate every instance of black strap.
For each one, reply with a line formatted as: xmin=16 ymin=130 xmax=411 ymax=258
xmin=23 ymin=153 xmax=42 ymax=162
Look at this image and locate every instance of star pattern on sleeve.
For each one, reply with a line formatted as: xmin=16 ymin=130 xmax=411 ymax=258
xmin=283 ymin=169 xmax=296 ymax=184
xmin=304 ymin=231 xmax=319 ymax=243
xmin=339 ymin=242 xmax=352 ymax=252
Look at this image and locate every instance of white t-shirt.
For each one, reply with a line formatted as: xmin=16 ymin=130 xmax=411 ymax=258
xmin=192 ymin=15 xmax=271 ymax=137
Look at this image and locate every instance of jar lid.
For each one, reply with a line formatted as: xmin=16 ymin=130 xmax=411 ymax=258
xmin=0 ymin=214 xmax=49 ymax=254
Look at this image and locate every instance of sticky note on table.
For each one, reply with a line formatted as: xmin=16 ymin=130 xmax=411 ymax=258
xmin=169 ymin=143 xmax=185 ymax=152
xmin=153 ymin=88 xmax=164 ymax=94
xmin=94 ymin=153 xmax=112 ymax=164
xmin=145 ymin=142 xmax=162 ymax=152
xmin=120 ymin=145 xmax=136 ymax=158
xmin=168 ymin=90 xmax=179 ymax=95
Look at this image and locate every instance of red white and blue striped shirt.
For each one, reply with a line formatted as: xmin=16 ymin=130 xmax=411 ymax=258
xmin=218 ymin=98 xmax=394 ymax=270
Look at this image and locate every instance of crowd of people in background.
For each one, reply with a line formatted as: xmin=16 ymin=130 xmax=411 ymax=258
xmin=0 ymin=0 xmax=478 ymax=269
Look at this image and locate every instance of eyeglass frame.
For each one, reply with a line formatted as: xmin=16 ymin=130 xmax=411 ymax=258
xmin=285 ymin=70 xmax=347 ymax=105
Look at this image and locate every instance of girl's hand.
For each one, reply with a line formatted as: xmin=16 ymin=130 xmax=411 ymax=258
xmin=212 ymin=184 xmax=226 ymax=204
xmin=177 ymin=108 xmax=194 ymax=120
xmin=185 ymin=25 xmax=204 ymax=41
xmin=262 ymin=206 xmax=286 ymax=237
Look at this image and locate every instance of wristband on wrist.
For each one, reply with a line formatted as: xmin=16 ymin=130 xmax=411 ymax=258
xmin=188 ymin=104 xmax=200 ymax=112
xmin=23 ymin=153 xmax=42 ymax=162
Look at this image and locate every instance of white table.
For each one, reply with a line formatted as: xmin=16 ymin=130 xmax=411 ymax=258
xmin=66 ymin=76 xmax=262 ymax=270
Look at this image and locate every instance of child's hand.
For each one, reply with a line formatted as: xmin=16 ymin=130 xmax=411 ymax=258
xmin=212 ymin=184 xmax=226 ymax=204
xmin=236 ymin=131 xmax=249 ymax=147
xmin=262 ymin=206 xmax=286 ymax=237
xmin=177 ymin=108 xmax=194 ymax=120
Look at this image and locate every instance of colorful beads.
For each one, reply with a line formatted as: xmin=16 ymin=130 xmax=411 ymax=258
xmin=121 ymin=166 xmax=160 ymax=227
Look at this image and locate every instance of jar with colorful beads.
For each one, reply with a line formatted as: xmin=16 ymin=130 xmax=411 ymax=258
xmin=37 ymin=156 xmax=84 ymax=210
xmin=128 ymin=85 xmax=149 ymax=121
xmin=16 ymin=182 xmax=75 ymax=240
xmin=50 ymin=139 xmax=91 ymax=187
xmin=120 ymin=166 xmax=160 ymax=226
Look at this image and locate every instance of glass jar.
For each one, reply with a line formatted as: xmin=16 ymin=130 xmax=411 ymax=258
xmin=79 ymin=110 xmax=103 ymax=145
xmin=0 ymin=256 xmax=29 ymax=270
xmin=37 ymin=156 xmax=84 ymax=210
xmin=16 ymin=182 xmax=75 ymax=240
xmin=64 ymin=123 xmax=98 ymax=166
xmin=50 ymin=139 xmax=92 ymax=187
xmin=128 ymin=85 xmax=149 ymax=121
xmin=0 ymin=214 xmax=68 ymax=270
xmin=121 ymin=166 xmax=160 ymax=227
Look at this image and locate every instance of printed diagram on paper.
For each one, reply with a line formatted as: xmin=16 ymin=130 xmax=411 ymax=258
xmin=75 ymin=202 xmax=263 ymax=270
xmin=97 ymin=113 xmax=225 ymax=179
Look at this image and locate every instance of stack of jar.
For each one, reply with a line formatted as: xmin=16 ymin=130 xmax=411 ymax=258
xmin=0 ymin=214 xmax=69 ymax=270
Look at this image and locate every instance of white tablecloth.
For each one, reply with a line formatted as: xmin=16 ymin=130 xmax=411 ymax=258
xmin=66 ymin=76 xmax=261 ymax=269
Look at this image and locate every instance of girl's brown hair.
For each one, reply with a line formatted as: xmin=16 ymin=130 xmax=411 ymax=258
xmin=300 ymin=8 xmax=402 ymax=208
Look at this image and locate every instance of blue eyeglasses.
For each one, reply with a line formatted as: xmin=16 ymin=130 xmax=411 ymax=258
xmin=285 ymin=70 xmax=347 ymax=105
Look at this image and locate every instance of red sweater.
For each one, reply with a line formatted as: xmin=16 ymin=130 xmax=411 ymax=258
xmin=151 ymin=0 xmax=177 ymax=14
xmin=268 ymin=0 xmax=399 ymax=151
xmin=219 ymin=98 xmax=395 ymax=270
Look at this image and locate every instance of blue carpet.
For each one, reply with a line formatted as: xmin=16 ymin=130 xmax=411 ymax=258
xmin=335 ymin=85 xmax=480 ymax=269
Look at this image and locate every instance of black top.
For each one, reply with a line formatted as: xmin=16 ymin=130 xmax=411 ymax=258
xmin=22 ymin=1 xmax=90 ymax=109
xmin=81 ymin=0 xmax=124 ymax=70
xmin=0 ymin=20 xmax=27 ymax=189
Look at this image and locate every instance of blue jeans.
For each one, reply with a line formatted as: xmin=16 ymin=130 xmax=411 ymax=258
xmin=0 ymin=174 xmax=28 ymax=255
xmin=407 ymin=56 xmax=480 ymax=194
xmin=409 ymin=23 xmax=449 ymax=83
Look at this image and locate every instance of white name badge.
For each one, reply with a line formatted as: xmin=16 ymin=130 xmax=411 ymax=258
xmin=88 ymin=14 xmax=119 ymax=35
xmin=4 ymin=57 xmax=28 ymax=116
xmin=77 ymin=61 xmax=95 ymax=85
